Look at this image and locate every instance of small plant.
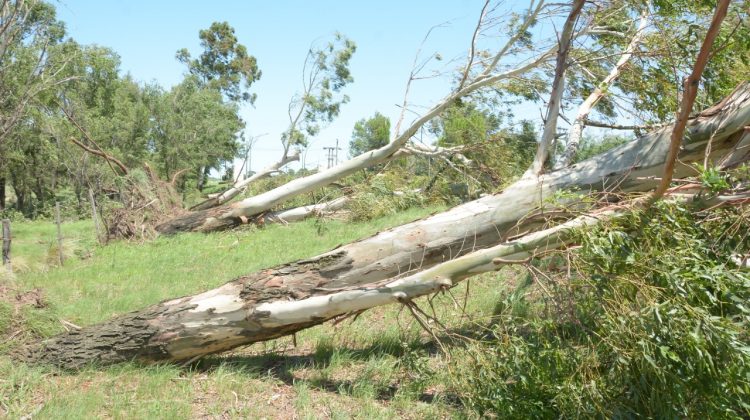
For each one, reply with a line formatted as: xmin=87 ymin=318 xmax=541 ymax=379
xmin=695 ymin=164 xmax=731 ymax=192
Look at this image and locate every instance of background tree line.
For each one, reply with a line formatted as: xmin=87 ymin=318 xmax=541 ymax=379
xmin=0 ymin=4 xmax=252 ymax=218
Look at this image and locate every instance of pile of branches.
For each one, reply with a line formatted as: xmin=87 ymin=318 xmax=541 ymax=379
xmin=102 ymin=165 xmax=185 ymax=241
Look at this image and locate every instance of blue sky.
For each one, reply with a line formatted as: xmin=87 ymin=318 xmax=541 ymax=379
xmin=55 ymin=1 xmax=538 ymax=173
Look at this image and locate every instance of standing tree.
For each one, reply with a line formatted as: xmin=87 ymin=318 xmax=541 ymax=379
xmin=0 ymin=0 xmax=74 ymax=209
xmin=349 ymin=112 xmax=390 ymax=157
xmin=176 ymin=21 xmax=261 ymax=190
xmin=151 ymin=76 xmax=244 ymax=182
xmin=176 ymin=21 xmax=261 ymax=104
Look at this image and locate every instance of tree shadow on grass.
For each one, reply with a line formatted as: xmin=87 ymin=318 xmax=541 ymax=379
xmin=188 ymin=332 xmax=464 ymax=407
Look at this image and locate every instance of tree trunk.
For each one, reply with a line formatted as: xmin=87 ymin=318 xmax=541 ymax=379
xmin=261 ymin=196 xmax=349 ymax=224
xmin=190 ymin=152 xmax=300 ymax=211
xmin=196 ymin=166 xmax=206 ymax=192
xmin=2 ymin=219 xmax=10 ymax=267
xmin=529 ymin=0 xmax=584 ymax=175
xmin=11 ymin=175 xmax=25 ymax=214
xmin=30 ymin=85 xmax=750 ymax=368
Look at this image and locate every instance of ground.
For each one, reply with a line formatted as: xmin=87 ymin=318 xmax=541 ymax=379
xmin=0 ymin=207 xmax=517 ymax=419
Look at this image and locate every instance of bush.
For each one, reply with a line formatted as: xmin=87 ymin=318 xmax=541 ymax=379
xmin=451 ymin=201 xmax=750 ymax=418
xmin=346 ymin=173 xmax=427 ymax=221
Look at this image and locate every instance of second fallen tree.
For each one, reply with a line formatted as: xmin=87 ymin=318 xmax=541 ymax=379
xmin=30 ymin=83 xmax=750 ymax=369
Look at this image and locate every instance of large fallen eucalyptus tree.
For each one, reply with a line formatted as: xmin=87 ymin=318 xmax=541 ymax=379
xmin=155 ymin=0 xmax=552 ymax=234
xmin=30 ymin=84 xmax=750 ymax=369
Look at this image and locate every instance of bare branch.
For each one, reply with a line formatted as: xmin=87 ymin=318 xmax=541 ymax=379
xmin=650 ymin=0 xmax=730 ymax=203
xmin=478 ymin=0 xmax=547 ymax=80
xmin=557 ymin=7 xmax=651 ymax=168
xmin=529 ymin=0 xmax=585 ymax=176
xmin=457 ymin=0 xmax=491 ymax=91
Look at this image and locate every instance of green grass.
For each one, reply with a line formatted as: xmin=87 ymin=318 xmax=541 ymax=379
xmin=20 ymin=206 xmax=445 ymax=325
xmin=0 ymin=204 xmax=514 ymax=418
xmin=2 ymin=219 xmax=95 ymax=275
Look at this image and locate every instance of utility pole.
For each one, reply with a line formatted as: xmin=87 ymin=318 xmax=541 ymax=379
xmin=323 ymin=147 xmax=335 ymax=169
xmin=245 ymin=144 xmax=252 ymax=179
xmin=242 ymin=133 xmax=266 ymax=179
xmin=323 ymin=140 xmax=342 ymax=169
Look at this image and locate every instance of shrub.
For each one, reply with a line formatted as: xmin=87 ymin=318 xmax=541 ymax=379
xmin=451 ymin=201 xmax=750 ymax=418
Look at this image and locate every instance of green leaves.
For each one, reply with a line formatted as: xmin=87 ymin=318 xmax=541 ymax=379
xmin=152 ymin=76 xmax=243 ymax=179
xmin=349 ymin=112 xmax=390 ymax=157
xmin=177 ymin=21 xmax=261 ymax=104
xmin=455 ymin=200 xmax=750 ymax=418
xmin=284 ymin=33 xmax=356 ymax=150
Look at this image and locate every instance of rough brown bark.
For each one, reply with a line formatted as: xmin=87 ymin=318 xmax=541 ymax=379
xmin=30 ymin=85 xmax=750 ymax=369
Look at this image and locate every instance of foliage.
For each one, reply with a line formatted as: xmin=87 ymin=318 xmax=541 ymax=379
xmin=572 ymin=134 xmax=631 ymax=163
xmin=151 ymin=76 xmax=244 ymax=181
xmin=578 ymin=0 xmax=750 ymax=122
xmin=696 ymin=164 xmax=732 ymax=192
xmin=346 ymin=173 xmax=427 ymax=222
xmin=0 ymin=0 xmax=67 ymax=145
xmin=452 ymin=201 xmax=750 ymax=418
xmin=282 ymin=33 xmax=356 ymax=151
xmin=176 ymin=21 xmax=261 ymax=104
xmin=430 ymin=100 xmax=501 ymax=148
xmin=349 ymin=112 xmax=390 ymax=157
xmin=427 ymin=100 xmax=537 ymax=190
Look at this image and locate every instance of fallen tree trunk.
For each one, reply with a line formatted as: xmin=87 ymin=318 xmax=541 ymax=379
xmin=156 ymin=3 xmax=555 ymax=235
xmin=261 ymin=196 xmax=349 ymax=224
xmin=30 ymin=85 xmax=750 ymax=368
xmin=190 ymin=152 xmax=300 ymax=211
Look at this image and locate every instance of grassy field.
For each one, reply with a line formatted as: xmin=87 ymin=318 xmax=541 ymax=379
xmin=0 ymin=207 xmax=515 ymax=419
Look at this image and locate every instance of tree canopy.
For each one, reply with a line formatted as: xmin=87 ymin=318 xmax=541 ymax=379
xmin=349 ymin=112 xmax=390 ymax=157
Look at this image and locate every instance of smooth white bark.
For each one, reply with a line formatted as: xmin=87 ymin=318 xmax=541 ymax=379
xmin=529 ymin=0 xmax=585 ymax=176
xmin=557 ymin=9 xmax=651 ymax=168
xmin=191 ymin=151 xmax=300 ymax=211
xmin=263 ymin=196 xmax=349 ymax=224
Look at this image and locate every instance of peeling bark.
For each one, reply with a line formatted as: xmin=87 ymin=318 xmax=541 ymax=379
xmin=30 ymin=85 xmax=750 ymax=369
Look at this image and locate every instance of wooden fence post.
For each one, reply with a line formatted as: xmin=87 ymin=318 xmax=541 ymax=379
xmin=2 ymin=219 xmax=10 ymax=269
xmin=88 ymin=188 xmax=103 ymax=244
xmin=55 ymin=202 xmax=64 ymax=266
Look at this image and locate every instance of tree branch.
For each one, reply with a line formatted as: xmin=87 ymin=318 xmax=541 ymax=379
xmin=529 ymin=0 xmax=585 ymax=176
xmin=650 ymin=0 xmax=730 ymax=203
xmin=557 ymin=7 xmax=651 ymax=168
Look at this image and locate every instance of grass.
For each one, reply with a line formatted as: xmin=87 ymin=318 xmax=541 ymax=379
xmin=0 ymin=205 xmax=515 ymax=418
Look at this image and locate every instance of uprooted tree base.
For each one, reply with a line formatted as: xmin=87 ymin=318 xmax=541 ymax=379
xmin=25 ymin=84 xmax=750 ymax=369
xmin=102 ymin=165 xmax=186 ymax=241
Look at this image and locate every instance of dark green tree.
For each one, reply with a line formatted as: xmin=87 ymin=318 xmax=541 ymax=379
xmin=176 ymin=21 xmax=261 ymax=104
xmin=349 ymin=112 xmax=390 ymax=157
xmin=151 ymin=76 xmax=244 ymax=185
